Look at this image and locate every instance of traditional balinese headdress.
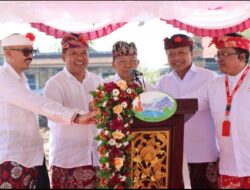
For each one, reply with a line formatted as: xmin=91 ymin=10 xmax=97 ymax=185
xmin=2 ymin=33 xmax=35 ymax=47
xmin=208 ymin=36 xmax=250 ymax=52
xmin=164 ymin=34 xmax=193 ymax=50
xmin=61 ymin=33 xmax=88 ymax=50
xmin=112 ymin=41 xmax=137 ymax=58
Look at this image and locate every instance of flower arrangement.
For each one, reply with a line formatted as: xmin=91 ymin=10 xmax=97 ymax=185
xmin=90 ymin=80 xmax=143 ymax=189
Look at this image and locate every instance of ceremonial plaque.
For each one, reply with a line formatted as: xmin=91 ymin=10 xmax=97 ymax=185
xmin=132 ymin=91 xmax=177 ymax=122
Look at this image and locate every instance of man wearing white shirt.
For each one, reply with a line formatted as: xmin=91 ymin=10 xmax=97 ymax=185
xmin=191 ymin=33 xmax=250 ymax=189
xmin=155 ymin=34 xmax=219 ymax=189
xmin=0 ymin=33 xmax=97 ymax=189
xmin=105 ymin=41 xmax=154 ymax=91
xmin=44 ymin=33 xmax=102 ymax=189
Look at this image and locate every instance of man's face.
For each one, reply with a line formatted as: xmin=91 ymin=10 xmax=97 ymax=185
xmin=112 ymin=55 xmax=139 ymax=82
xmin=62 ymin=47 xmax=89 ymax=75
xmin=166 ymin=46 xmax=193 ymax=73
xmin=6 ymin=45 xmax=34 ymax=73
xmin=215 ymin=47 xmax=243 ymax=75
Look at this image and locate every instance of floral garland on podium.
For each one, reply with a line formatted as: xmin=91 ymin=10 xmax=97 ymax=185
xmin=90 ymin=80 xmax=143 ymax=189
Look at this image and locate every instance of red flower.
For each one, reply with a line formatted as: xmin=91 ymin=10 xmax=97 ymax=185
xmin=97 ymin=91 xmax=103 ymax=98
xmin=100 ymin=131 xmax=109 ymax=141
xmin=104 ymin=82 xmax=117 ymax=93
xmin=174 ymin=36 xmax=183 ymax=43
xmin=110 ymin=118 xmax=123 ymax=130
xmin=110 ymin=147 xmax=121 ymax=157
xmin=110 ymin=175 xmax=122 ymax=184
xmin=98 ymin=145 xmax=108 ymax=155
xmin=26 ymin=33 xmax=35 ymax=41
xmin=100 ymin=178 xmax=108 ymax=186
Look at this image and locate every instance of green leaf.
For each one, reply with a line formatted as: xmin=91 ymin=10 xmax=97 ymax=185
xmin=99 ymin=157 xmax=109 ymax=164
xmin=95 ymin=135 xmax=101 ymax=141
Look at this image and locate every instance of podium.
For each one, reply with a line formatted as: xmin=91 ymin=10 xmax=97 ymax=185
xmin=131 ymin=99 xmax=198 ymax=189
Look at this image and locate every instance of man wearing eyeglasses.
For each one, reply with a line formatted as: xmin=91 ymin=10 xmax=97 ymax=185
xmin=104 ymin=41 xmax=154 ymax=91
xmin=189 ymin=33 xmax=250 ymax=189
xmin=43 ymin=33 xmax=102 ymax=189
xmin=0 ymin=33 xmax=97 ymax=189
xmin=155 ymin=34 xmax=219 ymax=189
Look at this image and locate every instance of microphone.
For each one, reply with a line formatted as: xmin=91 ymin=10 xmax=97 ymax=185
xmin=129 ymin=69 xmax=143 ymax=76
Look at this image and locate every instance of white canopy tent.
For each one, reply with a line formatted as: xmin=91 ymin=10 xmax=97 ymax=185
xmin=0 ymin=1 xmax=250 ymax=69
xmin=0 ymin=1 xmax=249 ymax=37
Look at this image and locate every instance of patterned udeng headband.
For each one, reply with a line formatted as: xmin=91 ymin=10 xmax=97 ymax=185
xmin=61 ymin=33 xmax=88 ymax=49
xmin=209 ymin=36 xmax=250 ymax=52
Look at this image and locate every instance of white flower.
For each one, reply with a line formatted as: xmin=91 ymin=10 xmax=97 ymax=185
xmin=120 ymin=176 xmax=126 ymax=181
xmin=112 ymin=89 xmax=120 ymax=97
xmin=123 ymin=142 xmax=129 ymax=147
xmin=102 ymin=101 xmax=107 ymax=107
xmin=104 ymin=130 xmax=109 ymax=135
xmin=121 ymin=101 xmax=127 ymax=108
xmin=124 ymin=123 xmax=129 ymax=128
xmin=117 ymin=115 xmax=123 ymax=120
xmin=113 ymin=97 xmax=119 ymax=101
xmin=108 ymin=139 xmax=116 ymax=146
xmin=116 ymin=143 xmax=122 ymax=148
xmin=105 ymin=152 xmax=109 ymax=157
xmin=126 ymin=88 xmax=132 ymax=94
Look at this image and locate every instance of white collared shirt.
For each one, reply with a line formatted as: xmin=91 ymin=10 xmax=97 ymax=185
xmin=105 ymin=73 xmax=155 ymax=91
xmin=44 ymin=67 xmax=102 ymax=168
xmin=155 ymin=64 xmax=219 ymax=163
xmin=191 ymin=65 xmax=250 ymax=176
xmin=0 ymin=63 xmax=80 ymax=167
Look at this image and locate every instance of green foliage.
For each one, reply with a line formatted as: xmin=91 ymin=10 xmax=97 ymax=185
xmin=240 ymin=28 xmax=250 ymax=39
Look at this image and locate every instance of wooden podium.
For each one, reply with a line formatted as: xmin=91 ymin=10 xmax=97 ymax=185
xmin=131 ymin=99 xmax=198 ymax=189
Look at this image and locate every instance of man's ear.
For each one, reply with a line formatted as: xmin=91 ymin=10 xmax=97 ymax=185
xmin=112 ymin=60 xmax=116 ymax=69
xmin=61 ymin=53 xmax=66 ymax=62
xmin=238 ymin=53 xmax=246 ymax=62
xmin=4 ymin=49 xmax=11 ymax=58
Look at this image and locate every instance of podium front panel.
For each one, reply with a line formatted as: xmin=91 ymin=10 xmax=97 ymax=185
xmin=131 ymin=130 xmax=171 ymax=189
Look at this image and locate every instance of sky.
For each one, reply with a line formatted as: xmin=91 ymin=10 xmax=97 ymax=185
xmin=0 ymin=18 xmax=193 ymax=70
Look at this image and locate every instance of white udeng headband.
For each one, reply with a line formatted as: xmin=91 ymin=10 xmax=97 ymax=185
xmin=2 ymin=33 xmax=34 ymax=47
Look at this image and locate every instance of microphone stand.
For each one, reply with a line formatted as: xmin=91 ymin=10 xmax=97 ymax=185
xmin=133 ymin=73 xmax=146 ymax=92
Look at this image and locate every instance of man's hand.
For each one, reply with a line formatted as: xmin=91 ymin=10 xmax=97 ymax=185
xmin=89 ymin=99 xmax=98 ymax=111
xmin=77 ymin=111 xmax=97 ymax=125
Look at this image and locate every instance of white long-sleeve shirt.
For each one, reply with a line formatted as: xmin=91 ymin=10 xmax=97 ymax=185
xmin=190 ymin=65 xmax=250 ymax=176
xmin=155 ymin=64 xmax=219 ymax=163
xmin=44 ymin=67 xmax=102 ymax=168
xmin=0 ymin=63 xmax=81 ymax=167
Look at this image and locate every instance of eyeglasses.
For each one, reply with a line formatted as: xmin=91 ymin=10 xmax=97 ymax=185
xmin=9 ymin=48 xmax=37 ymax=57
xmin=214 ymin=52 xmax=238 ymax=61
xmin=116 ymin=59 xmax=138 ymax=65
